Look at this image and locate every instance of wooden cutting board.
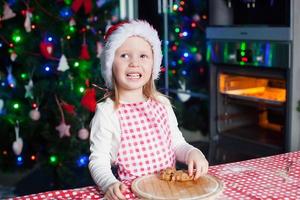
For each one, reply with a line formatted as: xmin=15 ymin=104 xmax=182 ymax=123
xmin=131 ymin=174 xmax=223 ymax=200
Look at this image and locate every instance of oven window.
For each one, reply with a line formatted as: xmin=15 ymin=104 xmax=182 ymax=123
xmin=219 ymin=73 xmax=286 ymax=104
xmin=217 ymin=73 xmax=286 ymax=148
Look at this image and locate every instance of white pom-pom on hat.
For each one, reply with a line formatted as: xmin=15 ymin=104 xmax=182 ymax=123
xmin=100 ymin=20 xmax=163 ymax=89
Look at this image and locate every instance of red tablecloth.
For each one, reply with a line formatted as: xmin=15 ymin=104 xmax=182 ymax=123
xmin=9 ymin=151 xmax=300 ymax=200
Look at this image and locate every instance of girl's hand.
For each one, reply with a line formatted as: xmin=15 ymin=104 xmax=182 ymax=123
xmin=187 ymin=149 xmax=209 ymax=180
xmin=104 ymin=182 xmax=128 ymax=200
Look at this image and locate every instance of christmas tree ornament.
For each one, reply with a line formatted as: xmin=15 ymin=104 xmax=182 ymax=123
xmin=29 ymin=108 xmax=41 ymax=121
xmin=79 ymin=35 xmax=90 ymax=60
xmin=0 ymin=2 xmax=16 ymax=21
xmin=39 ymin=41 xmax=54 ymax=59
xmin=10 ymin=52 xmax=17 ymax=62
xmin=78 ymin=128 xmax=89 ymax=140
xmin=55 ymin=95 xmax=71 ymax=138
xmin=12 ymin=122 xmax=23 ymax=156
xmin=57 ymin=54 xmax=70 ymax=72
xmin=71 ymin=0 xmax=92 ymax=14
xmin=177 ymin=80 xmax=191 ymax=102
xmin=6 ymin=66 xmax=16 ymax=87
xmin=24 ymin=79 xmax=34 ymax=99
xmin=195 ymin=53 xmax=202 ymax=62
xmin=61 ymin=101 xmax=76 ymax=115
xmin=24 ymin=11 xmax=32 ymax=32
xmin=56 ymin=121 xmax=71 ymax=138
xmin=69 ymin=17 xmax=76 ymax=26
xmin=80 ymin=88 xmax=96 ymax=112
xmin=0 ymin=99 xmax=4 ymax=112
xmin=96 ymin=41 xmax=103 ymax=58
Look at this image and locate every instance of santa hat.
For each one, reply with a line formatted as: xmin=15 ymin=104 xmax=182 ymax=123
xmin=100 ymin=20 xmax=163 ymax=89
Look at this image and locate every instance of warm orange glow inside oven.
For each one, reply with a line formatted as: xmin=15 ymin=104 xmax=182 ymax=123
xmin=219 ymin=74 xmax=286 ymax=103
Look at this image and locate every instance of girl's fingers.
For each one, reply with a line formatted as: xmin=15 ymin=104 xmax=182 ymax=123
xmin=188 ymin=160 xmax=194 ymax=176
xmin=113 ymin=184 xmax=126 ymax=200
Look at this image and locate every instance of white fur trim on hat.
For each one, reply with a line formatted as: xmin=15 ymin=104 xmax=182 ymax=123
xmin=100 ymin=20 xmax=163 ymax=89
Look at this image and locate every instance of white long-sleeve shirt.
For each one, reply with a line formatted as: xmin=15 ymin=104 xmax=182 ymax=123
xmin=88 ymin=96 xmax=202 ymax=192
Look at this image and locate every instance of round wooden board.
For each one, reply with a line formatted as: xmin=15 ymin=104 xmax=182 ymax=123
xmin=131 ymin=174 xmax=223 ymax=200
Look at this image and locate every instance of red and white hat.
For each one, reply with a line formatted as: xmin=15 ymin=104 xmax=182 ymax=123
xmin=100 ymin=20 xmax=163 ymax=89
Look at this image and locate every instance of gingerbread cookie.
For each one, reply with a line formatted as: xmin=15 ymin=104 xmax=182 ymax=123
xmin=159 ymin=167 xmax=194 ymax=182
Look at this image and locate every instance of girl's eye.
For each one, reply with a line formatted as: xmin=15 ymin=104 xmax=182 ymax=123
xmin=120 ymin=54 xmax=129 ymax=58
xmin=140 ymin=54 xmax=148 ymax=58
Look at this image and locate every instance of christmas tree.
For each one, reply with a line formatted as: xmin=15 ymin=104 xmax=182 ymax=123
xmin=0 ymin=0 xmax=118 ymax=189
xmin=166 ymin=0 xmax=208 ymax=133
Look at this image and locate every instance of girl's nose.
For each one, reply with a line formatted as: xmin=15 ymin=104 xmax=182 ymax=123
xmin=129 ymin=58 xmax=139 ymax=67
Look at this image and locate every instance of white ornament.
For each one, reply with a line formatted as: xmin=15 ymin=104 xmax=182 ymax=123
xmin=57 ymin=54 xmax=70 ymax=72
xmin=69 ymin=18 xmax=76 ymax=26
xmin=78 ymin=128 xmax=89 ymax=140
xmin=177 ymin=80 xmax=191 ymax=102
xmin=24 ymin=79 xmax=34 ymax=99
xmin=24 ymin=11 xmax=32 ymax=32
xmin=29 ymin=109 xmax=41 ymax=121
xmin=1 ymin=2 xmax=16 ymax=21
xmin=0 ymin=99 xmax=4 ymax=111
xmin=10 ymin=52 xmax=17 ymax=62
xmin=12 ymin=122 xmax=23 ymax=155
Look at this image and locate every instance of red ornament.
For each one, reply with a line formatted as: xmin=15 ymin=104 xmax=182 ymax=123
xmin=71 ymin=0 xmax=92 ymax=14
xmin=80 ymin=88 xmax=97 ymax=112
xmin=61 ymin=102 xmax=76 ymax=115
xmin=39 ymin=41 xmax=54 ymax=59
xmin=79 ymin=43 xmax=90 ymax=60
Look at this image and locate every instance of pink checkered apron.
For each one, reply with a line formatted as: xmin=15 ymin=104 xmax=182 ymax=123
xmin=115 ymin=99 xmax=176 ymax=199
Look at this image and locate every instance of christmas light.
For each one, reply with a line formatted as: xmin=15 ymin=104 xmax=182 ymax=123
xmin=32 ymin=103 xmax=38 ymax=108
xmin=171 ymin=45 xmax=177 ymax=51
xmin=12 ymin=31 xmax=22 ymax=43
xmin=30 ymin=155 xmax=36 ymax=161
xmin=173 ymin=4 xmax=179 ymax=11
xmin=49 ymin=155 xmax=58 ymax=165
xmin=74 ymin=62 xmax=79 ymax=67
xmin=79 ymin=86 xmax=85 ymax=93
xmin=13 ymin=103 xmax=20 ymax=110
xmin=191 ymin=47 xmax=198 ymax=53
xmin=69 ymin=26 xmax=76 ymax=33
xmin=0 ymin=43 xmax=3 ymax=48
xmin=76 ymin=155 xmax=88 ymax=167
xmin=3 ymin=150 xmax=8 ymax=155
xmin=182 ymin=70 xmax=187 ymax=75
xmin=66 ymin=35 xmax=71 ymax=40
xmin=182 ymin=31 xmax=188 ymax=37
xmin=31 ymin=24 xmax=36 ymax=29
xmin=16 ymin=156 xmax=23 ymax=165
xmin=183 ymin=52 xmax=189 ymax=58
xmin=64 ymin=0 xmax=72 ymax=5
xmin=47 ymin=37 xmax=53 ymax=42
xmin=59 ymin=7 xmax=72 ymax=19
xmin=44 ymin=65 xmax=51 ymax=72
xmin=20 ymin=73 xmax=28 ymax=79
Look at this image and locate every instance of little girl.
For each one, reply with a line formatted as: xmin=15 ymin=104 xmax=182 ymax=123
xmin=89 ymin=20 xmax=208 ymax=200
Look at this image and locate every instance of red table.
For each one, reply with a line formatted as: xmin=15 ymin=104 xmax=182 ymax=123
xmin=10 ymin=151 xmax=300 ymax=200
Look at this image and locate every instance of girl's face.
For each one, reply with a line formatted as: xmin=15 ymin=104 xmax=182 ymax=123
xmin=112 ymin=36 xmax=154 ymax=96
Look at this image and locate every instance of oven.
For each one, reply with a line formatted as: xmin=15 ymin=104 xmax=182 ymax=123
xmin=207 ymin=40 xmax=291 ymax=164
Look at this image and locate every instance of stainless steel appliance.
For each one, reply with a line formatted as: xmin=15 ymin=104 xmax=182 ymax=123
xmin=207 ymin=40 xmax=290 ymax=163
xmin=206 ymin=0 xmax=300 ymax=164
